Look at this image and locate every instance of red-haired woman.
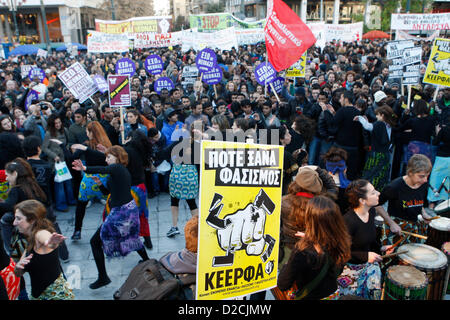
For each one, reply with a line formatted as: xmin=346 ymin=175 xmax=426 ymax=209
xmin=277 ymin=196 xmax=351 ymax=300
xmin=72 ymin=146 xmax=149 ymax=289
xmin=70 ymin=121 xmax=112 ymax=240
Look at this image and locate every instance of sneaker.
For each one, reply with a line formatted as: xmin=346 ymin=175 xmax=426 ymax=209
xmin=100 ymin=199 xmax=107 ymax=205
xmin=166 ymin=226 xmax=180 ymax=238
xmin=89 ymin=277 xmax=111 ymax=290
xmin=71 ymin=231 xmax=81 ymax=240
xmin=86 ymin=200 xmax=92 ymax=208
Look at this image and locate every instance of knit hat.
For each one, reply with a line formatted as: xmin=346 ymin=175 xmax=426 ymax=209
xmin=374 ymin=90 xmax=387 ymax=103
xmin=164 ymin=107 xmax=176 ymax=119
xmin=295 ymin=86 xmax=306 ymax=96
xmin=294 ymin=167 xmax=323 ymax=194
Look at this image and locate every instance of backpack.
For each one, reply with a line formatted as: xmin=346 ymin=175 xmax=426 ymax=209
xmin=113 ymin=259 xmax=196 ymax=300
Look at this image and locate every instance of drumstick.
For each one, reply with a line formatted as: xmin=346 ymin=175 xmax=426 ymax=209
xmin=381 ymin=250 xmax=408 ymax=260
xmin=390 ymin=237 xmax=404 ymax=249
xmin=400 ymin=230 xmax=428 ymax=240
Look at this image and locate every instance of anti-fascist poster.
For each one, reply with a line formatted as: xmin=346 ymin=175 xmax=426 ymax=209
xmin=108 ymin=75 xmax=131 ymax=107
xmin=58 ymin=62 xmax=98 ymax=103
xmin=95 ymin=16 xmax=172 ymax=34
xmin=423 ymin=38 xmax=450 ymax=87
xmin=196 ymin=140 xmax=284 ymax=300
xmin=286 ymin=52 xmax=307 ymax=78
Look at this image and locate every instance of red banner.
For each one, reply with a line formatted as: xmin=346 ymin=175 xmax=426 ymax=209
xmin=265 ymin=0 xmax=316 ymax=72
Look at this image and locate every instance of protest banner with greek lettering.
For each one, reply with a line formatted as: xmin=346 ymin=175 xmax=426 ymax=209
xmin=423 ymin=38 xmax=450 ymax=87
xmin=87 ymin=30 xmax=130 ymax=53
xmin=116 ymin=58 xmax=136 ymax=77
xmin=181 ymin=65 xmax=199 ymax=88
xmin=196 ymin=140 xmax=283 ymax=300
xmin=391 ymin=13 xmax=450 ymax=31
xmin=21 ymin=65 xmax=36 ymax=79
xmin=132 ymin=31 xmax=182 ymax=49
xmin=25 ymin=89 xmax=39 ymax=111
xmin=402 ymin=47 xmax=422 ymax=85
xmin=285 ymin=52 xmax=307 ymax=78
xmin=154 ymin=77 xmax=175 ymax=94
xmin=255 ymin=62 xmax=277 ymax=85
xmin=386 ymin=40 xmax=414 ymax=82
xmin=58 ymin=62 xmax=98 ymax=103
xmin=182 ymin=27 xmax=239 ymax=52
xmin=190 ymin=13 xmax=265 ymax=32
xmin=324 ymin=22 xmax=363 ymax=42
xmin=95 ymin=16 xmax=172 ymax=34
xmin=108 ymin=75 xmax=131 ymax=107
xmin=196 ymin=48 xmax=217 ymax=73
xmin=201 ymin=66 xmax=223 ymax=85
xmin=144 ymin=55 xmax=163 ymax=75
xmin=268 ymin=77 xmax=285 ymax=93
xmin=93 ymin=75 xmax=108 ymax=94
xmin=28 ymin=68 xmax=45 ymax=83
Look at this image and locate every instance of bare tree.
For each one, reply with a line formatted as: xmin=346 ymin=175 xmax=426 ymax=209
xmin=98 ymin=0 xmax=156 ymax=20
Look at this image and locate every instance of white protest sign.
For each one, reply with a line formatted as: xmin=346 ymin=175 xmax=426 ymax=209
xmin=182 ymin=27 xmax=239 ymax=52
xmin=181 ymin=65 xmax=199 ymax=87
xmin=386 ymin=40 xmax=414 ymax=60
xmin=132 ymin=31 xmax=182 ymax=49
xmin=402 ymin=47 xmax=422 ymax=85
xmin=58 ymin=62 xmax=98 ymax=102
xmin=391 ymin=13 xmax=450 ymax=31
xmin=325 ymin=22 xmax=363 ymax=42
xmin=87 ymin=30 xmax=129 ymax=53
xmin=235 ymin=28 xmax=265 ymax=46
xmin=21 ymin=65 xmax=36 ymax=79
xmin=37 ymin=48 xmax=48 ymax=58
xmin=306 ymin=22 xmax=326 ymax=48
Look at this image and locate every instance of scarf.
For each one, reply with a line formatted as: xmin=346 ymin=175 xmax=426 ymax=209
xmin=326 ymin=160 xmax=351 ymax=189
xmin=296 ymin=192 xmax=314 ymax=198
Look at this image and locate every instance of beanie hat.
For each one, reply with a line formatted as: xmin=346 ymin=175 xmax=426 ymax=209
xmin=294 ymin=167 xmax=323 ymax=194
xmin=374 ymin=90 xmax=387 ymax=103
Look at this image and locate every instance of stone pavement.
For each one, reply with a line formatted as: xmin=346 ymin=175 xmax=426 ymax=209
xmin=26 ymin=192 xmax=274 ymax=300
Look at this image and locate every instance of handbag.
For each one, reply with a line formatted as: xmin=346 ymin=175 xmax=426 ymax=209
xmin=54 ymin=161 xmax=72 ymax=183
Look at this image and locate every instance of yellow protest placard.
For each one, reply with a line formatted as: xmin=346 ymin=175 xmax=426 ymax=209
xmin=423 ymin=38 xmax=450 ymax=87
xmin=196 ymin=140 xmax=284 ymax=300
xmin=285 ymin=52 xmax=307 ymax=78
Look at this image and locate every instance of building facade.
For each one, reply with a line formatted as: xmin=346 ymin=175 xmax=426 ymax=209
xmin=0 ymin=0 xmax=108 ymax=45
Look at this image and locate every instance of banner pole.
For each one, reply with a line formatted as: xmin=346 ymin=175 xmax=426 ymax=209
xmin=407 ymin=84 xmax=412 ymax=109
xmin=120 ymin=106 xmax=125 ymax=143
xmin=213 ymin=84 xmax=217 ymax=99
xmin=269 ymin=82 xmax=281 ymax=103
xmin=433 ymin=85 xmax=440 ymax=102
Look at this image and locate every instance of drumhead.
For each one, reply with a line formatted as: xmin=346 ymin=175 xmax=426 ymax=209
xmin=387 ymin=265 xmax=427 ymax=288
xmin=435 ymin=199 xmax=450 ymax=213
xmin=398 ymin=243 xmax=447 ymax=269
xmin=375 ymin=215 xmax=384 ymax=226
xmin=443 ymin=242 xmax=450 ymax=256
xmin=429 ymin=217 xmax=450 ymax=231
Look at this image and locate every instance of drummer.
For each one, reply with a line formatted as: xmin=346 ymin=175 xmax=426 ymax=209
xmin=337 ymin=180 xmax=397 ymax=300
xmin=376 ymin=154 xmax=433 ymax=246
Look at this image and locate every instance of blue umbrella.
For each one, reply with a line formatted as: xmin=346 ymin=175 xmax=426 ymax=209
xmin=56 ymin=42 xmax=87 ymax=52
xmin=8 ymin=44 xmax=41 ymax=56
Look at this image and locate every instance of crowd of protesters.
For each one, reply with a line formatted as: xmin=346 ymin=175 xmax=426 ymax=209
xmin=0 ymin=37 xmax=448 ymax=300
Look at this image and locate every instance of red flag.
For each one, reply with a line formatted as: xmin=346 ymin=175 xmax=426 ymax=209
xmin=265 ymin=0 xmax=316 ymax=72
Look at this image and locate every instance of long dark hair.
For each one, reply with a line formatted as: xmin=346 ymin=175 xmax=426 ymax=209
xmin=296 ymin=196 xmax=351 ymax=267
xmin=46 ymin=113 xmax=64 ymax=138
xmin=127 ymin=130 xmax=151 ymax=168
xmin=5 ymin=158 xmax=47 ymax=203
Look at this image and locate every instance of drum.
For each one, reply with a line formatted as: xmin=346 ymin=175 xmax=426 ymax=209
xmin=426 ymin=217 xmax=450 ymax=249
xmin=435 ymin=199 xmax=450 ymax=218
xmin=442 ymin=242 xmax=450 ymax=297
xmin=383 ymin=265 xmax=428 ymax=300
xmin=397 ymin=243 xmax=448 ymax=300
xmin=375 ymin=215 xmax=385 ymax=243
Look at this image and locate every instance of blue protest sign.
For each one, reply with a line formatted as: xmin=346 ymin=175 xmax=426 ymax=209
xmin=201 ymin=66 xmax=222 ymax=85
xmin=116 ymin=58 xmax=136 ymax=76
xmin=154 ymin=77 xmax=174 ymax=94
xmin=28 ymin=68 xmax=45 ymax=83
xmin=269 ymin=77 xmax=285 ymax=94
xmin=195 ymin=48 xmax=217 ymax=72
xmin=145 ymin=54 xmax=163 ymax=75
xmin=254 ymin=62 xmax=277 ymax=85
xmin=25 ymin=89 xmax=39 ymax=111
xmin=93 ymin=75 xmax=108 ymax=94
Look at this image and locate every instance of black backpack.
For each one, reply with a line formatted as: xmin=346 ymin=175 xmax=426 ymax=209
xmin=113 ymin=259 xmax=196 ymax=300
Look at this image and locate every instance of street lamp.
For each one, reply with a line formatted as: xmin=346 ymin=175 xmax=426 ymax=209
xmin=0 ymin=0 xmax=26 ymax=43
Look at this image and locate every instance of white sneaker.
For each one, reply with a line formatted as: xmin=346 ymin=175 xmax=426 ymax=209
xmin=100 ymin=199 xmax=107 ymax=205
xmin=86 ymin=200 xmax=92 ymax=208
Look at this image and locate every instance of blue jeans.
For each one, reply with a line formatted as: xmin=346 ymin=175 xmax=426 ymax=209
xmin=308 ymin=136 xmax=322 ymax=166
xmin=150 ymin=172 xmax=170 ymax=193
xmin=54 ymin=179 xmax=76 ymax=211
